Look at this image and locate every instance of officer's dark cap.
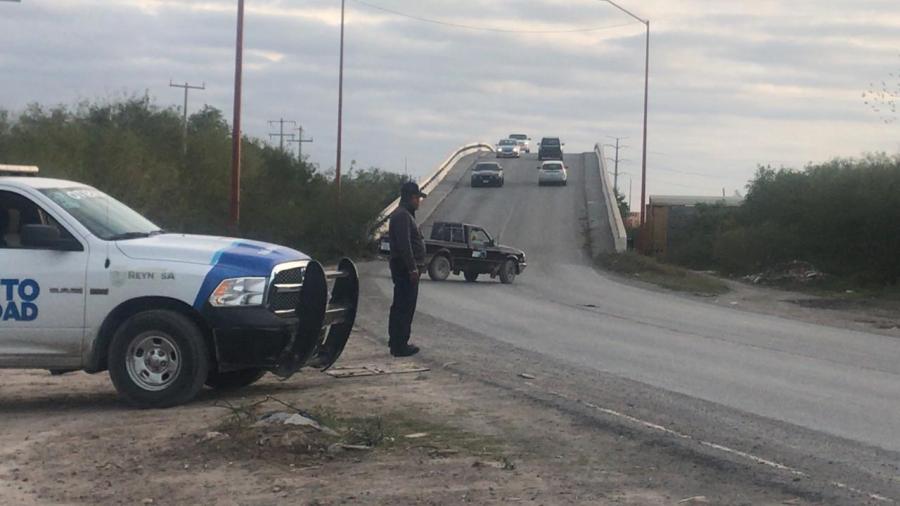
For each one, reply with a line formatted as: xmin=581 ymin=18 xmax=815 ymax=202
xmin=400 ymin=181 xmax=427 ymax=199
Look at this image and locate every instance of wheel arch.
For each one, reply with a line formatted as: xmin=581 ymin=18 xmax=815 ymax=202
xmin=430 ymin=248 xmax=455 ymax=270
xmin=85 ymin=297 xmax=212 ymax=373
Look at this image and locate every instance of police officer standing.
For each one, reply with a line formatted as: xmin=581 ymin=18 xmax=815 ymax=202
xmin=388 ymin=181 xmax=427 ymax=357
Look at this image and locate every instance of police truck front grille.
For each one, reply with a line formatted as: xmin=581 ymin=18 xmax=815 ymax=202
xmin=268 ymin=264 xmax=306 ymax=315
xmin=273 ymin=268 xmax=304 ymax=285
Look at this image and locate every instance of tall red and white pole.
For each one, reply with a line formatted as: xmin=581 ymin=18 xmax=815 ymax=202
xmin=229 ymin=0 xmax=245 ymax=232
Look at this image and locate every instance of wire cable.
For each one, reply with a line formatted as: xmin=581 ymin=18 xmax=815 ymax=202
xmin=349 ymin=0 xmax=640 ymax=34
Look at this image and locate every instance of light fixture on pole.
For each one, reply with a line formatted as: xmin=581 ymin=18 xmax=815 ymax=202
xmin=603 ymin=0 xmax=649 ymax=225
xmin=229 ymin=0 xmax=245 ymax=232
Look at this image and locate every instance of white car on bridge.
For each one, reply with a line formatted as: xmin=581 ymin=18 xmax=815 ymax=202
xmin=537 ymin=160 xmax=568 ymax=186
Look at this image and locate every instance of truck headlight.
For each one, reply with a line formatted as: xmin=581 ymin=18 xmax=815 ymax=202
xmin=210 ymin=277 xmax=267 ymax=307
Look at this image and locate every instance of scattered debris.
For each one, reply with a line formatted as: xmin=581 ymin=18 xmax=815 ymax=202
xmin=518 ymin=373 xmax=536 ymax=380
xmin=472 ymin=459 xmax=516 ymax=470
xmin=404 ymin=432 xmax=428 ymax=439
xmin=283 ymin=413 xmax=340 ymax=436
xmin=678 ymin=496 xmax=710 ymax=504
xmin=744 ymin=261 xmax=825 ymax=285
xmin=325 ymin=363 xmax=430 ymax=378
xmin=327 ymin=443 xmax=373 ymax=454
xmin=442 ymin=361 xmax=458 ymax=368
xmin=202 ymin=431 xmax=229 ymax=443
xmin=428 ymin=449 xmax=460 ymax=457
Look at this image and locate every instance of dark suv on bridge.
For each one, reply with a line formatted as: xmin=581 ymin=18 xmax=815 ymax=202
xmin=538 ymin=137 xmax=564 ymax=161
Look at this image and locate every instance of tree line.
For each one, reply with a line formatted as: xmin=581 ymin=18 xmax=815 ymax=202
xmin=666 ymin=154 xmax=900 ymax=286
xmin=0 ymin=96 xmax=406 ymax=259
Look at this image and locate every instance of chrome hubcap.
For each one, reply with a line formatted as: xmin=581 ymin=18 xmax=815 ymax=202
xmin=126 ymin=333 xmax=181 ymax=391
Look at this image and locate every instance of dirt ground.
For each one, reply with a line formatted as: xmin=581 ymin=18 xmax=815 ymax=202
xmin=705 ymin=278 xmax=900 ymax=339
xmin=0 ymin=324 xmax=818 ymax=506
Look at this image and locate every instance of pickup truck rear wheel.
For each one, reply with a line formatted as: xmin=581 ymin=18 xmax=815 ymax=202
xmin=464 ymin=270 xmax=479 ymax=282
xmin=108 ymin=310 xmax=209 ymax=408
xmin=206 ymin=368 xmax=266 ymax=389
xmin=428 ymin=255 xmax=451 ymax=281
xmin=499 ymin=259 xmax=517 ymax=284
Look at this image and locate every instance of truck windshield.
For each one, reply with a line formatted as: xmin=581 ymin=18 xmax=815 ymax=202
xmin=40 ymin=187 xmax=162 ymax=241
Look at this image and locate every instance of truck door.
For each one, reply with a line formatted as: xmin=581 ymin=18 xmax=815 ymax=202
xmin=467 ymin=227 xmax=492 ymax=272
xmin=0 ymin=189 xmax=88 ymax=368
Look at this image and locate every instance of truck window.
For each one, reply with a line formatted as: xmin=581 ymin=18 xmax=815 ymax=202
xmin=40 ymin=186 xmax=159 ymax=240
xmin=469 ymin=229 xmax=490 ymax=248
xmin=0 ymin=190 xmax=73 ymax=249
xmin=450 ymin=226 xmax=465 ymax=244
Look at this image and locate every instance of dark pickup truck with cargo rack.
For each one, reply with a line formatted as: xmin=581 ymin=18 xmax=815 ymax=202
xmin=382 ymin=222 xmax=527 ymax=284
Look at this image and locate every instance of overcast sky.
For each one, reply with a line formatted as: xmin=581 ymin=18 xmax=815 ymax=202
xmin=2 ymin=0 xmax=899 ymax=206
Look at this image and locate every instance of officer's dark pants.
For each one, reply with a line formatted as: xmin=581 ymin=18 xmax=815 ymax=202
xmin=389 ymin=258 xmax=419 ymax=351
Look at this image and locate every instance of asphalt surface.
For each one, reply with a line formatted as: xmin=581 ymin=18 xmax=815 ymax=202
xmin=367 ymin=151 xmax=900 ymax=502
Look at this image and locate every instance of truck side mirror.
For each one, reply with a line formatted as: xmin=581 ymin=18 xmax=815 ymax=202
xmin=21 ymin=224 xmax=82 ymax=251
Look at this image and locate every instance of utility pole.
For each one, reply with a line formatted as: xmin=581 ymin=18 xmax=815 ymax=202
xmin=289 ymin=126 xmax=314 ymax=160
xmin=229 ymin=0 xmax=245 ymax=232
xmin=604 ymin=136 xmax=628 ymax=195
xmin=603 ymin=0 xmax=649 ymax=225
xmin=335 ymin=0 xmax=346 ymax=201
xmin=169 ymin=80 xmax=205 ymax=153
xmin=268 ymin=118 xmax=297 ymax=152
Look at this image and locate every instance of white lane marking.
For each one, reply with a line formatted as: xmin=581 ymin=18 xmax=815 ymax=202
xmin=544 ymin=390 xmax=894 ymax=503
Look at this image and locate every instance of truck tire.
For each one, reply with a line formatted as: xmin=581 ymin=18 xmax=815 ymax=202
xmin=108 ymin=310 xmax=209 ymax=408
xmin=428 ymin=255 xmax=451 ymax=281
xmin=206 ymin=368 xmax=266 ymax=390
xmin=499 ymin=259 xmax=517 ymax=284
xmin=464 ymin=270 xmax=479 ymax=282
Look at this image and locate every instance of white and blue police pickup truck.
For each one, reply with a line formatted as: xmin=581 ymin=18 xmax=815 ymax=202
xmin=0 ymin=165 xmax=358 ymax=408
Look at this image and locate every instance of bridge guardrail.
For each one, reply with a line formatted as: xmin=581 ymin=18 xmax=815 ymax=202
xmin=594 ymin=143 xmax=628 ymax=252
xmin=372 ymin=143 xmax=494 ymax=235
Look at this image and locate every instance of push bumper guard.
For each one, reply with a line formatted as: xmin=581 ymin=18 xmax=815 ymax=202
xmin=211 ymin=258 xmax=359 ymax=377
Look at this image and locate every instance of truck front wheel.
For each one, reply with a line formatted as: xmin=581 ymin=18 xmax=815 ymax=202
xmin=499 ymin=259 xmax=517 ymax=284
xmin=108 ymin=310 xmax=209 ymax=408
xmin=428 ymin=255 xmax=452 ymax=281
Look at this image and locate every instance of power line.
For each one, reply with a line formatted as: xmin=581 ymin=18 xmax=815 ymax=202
xmin=268 ymin=118 xmax=297 ymax=152
xmin=288 ymin=126 xmax=314 ymax=161
xmin=349 ymin=0 xmax=639 ymax=34
xmin=169 ymin=80 xmax=205 ymax=153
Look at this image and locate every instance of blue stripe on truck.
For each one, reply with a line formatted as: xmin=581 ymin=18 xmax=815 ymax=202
xmin=192 ymin=241 xmax=310 ymax=309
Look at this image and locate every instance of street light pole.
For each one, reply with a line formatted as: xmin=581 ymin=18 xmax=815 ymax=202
xmin=229 ymin=0 xmax=245 ymax=233
xmin=603 ymin=0 xmax=649 ymax=225
xmin=335 ymin=0 xmax=346 ymax=201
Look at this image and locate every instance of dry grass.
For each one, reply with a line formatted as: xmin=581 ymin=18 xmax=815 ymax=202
xmin=597 ymin=252 xmax=730 ymax=296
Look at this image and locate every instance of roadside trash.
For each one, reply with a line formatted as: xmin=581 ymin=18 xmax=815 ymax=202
xmin=327 ymin=443 xmax=372 ymax=454
xmin=428 ymin=449 xmax=459 ymax=457
xmin=744 ymin=261 xmax=824 ymax=285
xmin=404 ymin=432 xmax=428 ymax=439
xmin=202 ymin=431 xmax=229 ymax=443
xmin=518 ymin=373 xmax=536 ymax=380
xmin=677 ymin=496 xmax=709 ymax=504
xmin=284 ymin=413 xmax=340 ymax=436
xmin=253 ymin=411 xmax=339 ymax=436
xmin=326 ymin=363 xmax=430 ymax=378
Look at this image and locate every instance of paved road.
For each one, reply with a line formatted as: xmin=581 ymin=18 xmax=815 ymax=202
xmin=370 ymin=151 xmax=900 ymax=501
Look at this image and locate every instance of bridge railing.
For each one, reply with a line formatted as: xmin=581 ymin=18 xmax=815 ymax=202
xmin=372 ymin=142 xmax=494 ymax=235
xmin=594 ymin=142 xmax=628 ymax=252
